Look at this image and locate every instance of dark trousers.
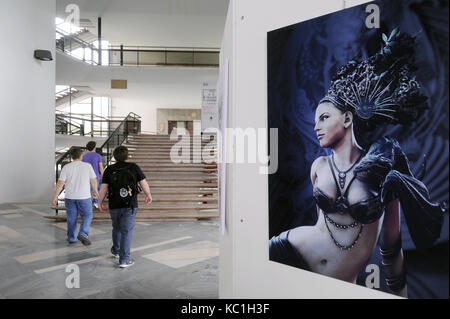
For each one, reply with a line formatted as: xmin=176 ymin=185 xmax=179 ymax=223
xmin=109 ymin=207 xmax=137 ymax=264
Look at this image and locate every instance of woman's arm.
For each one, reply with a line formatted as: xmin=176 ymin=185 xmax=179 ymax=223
xmin=311 ymin=157 xmax=323 ymax=219
xmin=379 ymin=199 xmax=408 ymax=298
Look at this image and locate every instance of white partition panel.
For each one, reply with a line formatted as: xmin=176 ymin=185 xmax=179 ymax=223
xmin=219 ymin=0 xmax=400 ymax=299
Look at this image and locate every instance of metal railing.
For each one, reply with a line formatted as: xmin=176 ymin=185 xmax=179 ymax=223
xmin=55 ymin=114 xmax=82 ymax=135
xmin=55 ymin=112 xmax=128 ymax=137
xmin=99 ymin=112 xmax=142 ymax=164
xmin=55 ymin=87 xmax=79 ymax=100
xmin=55 ymin=112 xmax=141 ymax=204
xmin=108 ymin=45 xmax=219 ymax=67
xmin=56 ymin=28 xmax=219 ymax=67
xmin=56 ymin=29 xmax=100 ymax=65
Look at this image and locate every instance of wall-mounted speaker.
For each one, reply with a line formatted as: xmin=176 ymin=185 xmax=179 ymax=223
xmin=34 ymin=50 xmax=53 ymax=61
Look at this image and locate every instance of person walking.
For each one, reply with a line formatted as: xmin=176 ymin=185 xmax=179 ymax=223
xmin=98 ymin=146 xmax=152 ymax=268
xmin=82 ymin=141 xmax=104 ymax=208
xmin=52 ymin=147 xmax=99 ymax=245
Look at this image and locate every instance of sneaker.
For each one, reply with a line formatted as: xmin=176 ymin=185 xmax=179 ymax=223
xmin=119 ymin=259 xmax=135 ymax=268
xmin=77 ymin=234 xmax=91 ymax=246
xmin=111 ymin=247 xmax=119 ymax=259
xmin=93 ymin=203 xmax=99 ymax=209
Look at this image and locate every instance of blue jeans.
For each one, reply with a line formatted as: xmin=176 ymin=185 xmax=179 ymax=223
xmin=65 ymin=198 xmax=93 ymax=243
xmin=109 ymin=207 xmax=137 ymax=264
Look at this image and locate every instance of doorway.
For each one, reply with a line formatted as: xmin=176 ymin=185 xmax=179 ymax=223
xmin=168 ymin=121 xmax=194 ymax=136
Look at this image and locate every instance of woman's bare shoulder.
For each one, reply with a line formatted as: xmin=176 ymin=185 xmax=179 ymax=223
xmin=311 ymin=156 xmax=328 ymax=183
xmin=311 ymin=156 xmax=328 ymax=172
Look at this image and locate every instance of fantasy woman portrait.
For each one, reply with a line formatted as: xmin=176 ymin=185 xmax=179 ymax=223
xmin=269 ymin=29 xmax=447 ymax=297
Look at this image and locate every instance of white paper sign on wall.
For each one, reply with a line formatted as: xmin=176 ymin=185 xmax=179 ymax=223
xmin=201 ymin=82 xmax=218 ymax=131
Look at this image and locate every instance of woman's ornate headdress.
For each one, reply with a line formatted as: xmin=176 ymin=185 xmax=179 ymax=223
xmin=320 ymin=29 xmax=429 ymax=128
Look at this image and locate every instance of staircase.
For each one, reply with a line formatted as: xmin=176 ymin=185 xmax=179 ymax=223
xmin=50 ymin=133 xmax=219 ymax=221
xmin=56 ymin=28 xmax=98 ymax=53
xmin=56 ymin=86 xmax=93 ymax=110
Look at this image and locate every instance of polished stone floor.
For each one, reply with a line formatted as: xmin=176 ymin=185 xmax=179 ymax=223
xmin=0 ymin=203 xmax=219 ymax=299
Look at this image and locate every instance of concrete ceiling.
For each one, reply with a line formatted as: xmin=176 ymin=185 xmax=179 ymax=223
xmin=56 ymin=0 xmax=229 ymax=48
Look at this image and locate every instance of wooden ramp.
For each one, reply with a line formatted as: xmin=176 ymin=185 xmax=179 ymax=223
xmin=52 ymin=134 xmax=219 ymax=221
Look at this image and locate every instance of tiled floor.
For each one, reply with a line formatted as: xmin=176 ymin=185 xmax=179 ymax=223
xmin=0 ymin=204 xmax=219 ymax=299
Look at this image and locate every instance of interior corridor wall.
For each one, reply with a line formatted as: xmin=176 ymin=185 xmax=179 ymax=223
xmin=0 ymin=0 xmax=56 ymax=203
xmin=219 ymin=0 xmax=401 ymax=298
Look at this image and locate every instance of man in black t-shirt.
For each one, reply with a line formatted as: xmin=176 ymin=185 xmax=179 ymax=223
xmin=98 ymin=146 xmax=152 ymax=268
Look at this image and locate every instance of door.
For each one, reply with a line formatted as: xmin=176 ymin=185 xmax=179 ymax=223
xmin=168 ymin=121 xmax=177 ymax=135
xmin=186 ymin=121 xmax=194 ymax=136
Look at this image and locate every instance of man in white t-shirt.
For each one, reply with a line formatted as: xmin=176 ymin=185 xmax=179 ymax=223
xmin=52 ymin=148 xmax=99 ymax=245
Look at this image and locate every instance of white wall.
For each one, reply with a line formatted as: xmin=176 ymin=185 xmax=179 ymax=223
xmin=56 ymin=52 xmax=218 ymax=133
xmin=55 ymin=135 xmax=107 ymax=150
xmin=0 ymin=0 xmax=56 ymax=204
xmin=219 ymin=0 xmax=401 ymax=299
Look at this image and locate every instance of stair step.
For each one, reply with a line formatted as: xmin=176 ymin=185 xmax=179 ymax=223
xmin=127 ymin=150 xmax=216 ymax=154
xmin=147 ymin=176 xmax=217 ymax=181
xmin=129 ymin=158 xmax=217 ymax=162
xmin=138 ymin=168 xmax=217 ymax=172
xmin=129 ymin=150 xmax=215 ymax=154
xmin=148 ymin=184 xmax=218 ymax=188
xmin=129 ymin=160 xmax=216 ymax=164
xmin=126 ymin=156 xmax=216 ymax=159
xmin=146 ymin=176 xmax=218 ymax=180
xmin=51 ymin=204 xmax=218 ymax=211
xmin=131 ymin=161 xmax=217 ymax=165
xmin=45 ymin=211 xmax=218 ymax=221
xmin=147 ymin=183 xmax=217 ymax=188
xmin=147 ymin=189 xmax=218 ymax=195
xmin=144 ymin=198 xmax=218 ymax=203
xmin=125 ymin=141 xmax=217 ymax=145
xmin=131 ymin=164 xmax=217 ymax=168
xmin=129 ymin=135 xmax=215 ymax=138
xmin=129 ymin=155 xmax=216 ymax=159
xmin=126 ymin=142 xmax=216 ymax=146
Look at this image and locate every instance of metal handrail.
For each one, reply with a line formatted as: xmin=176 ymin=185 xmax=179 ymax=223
xmin=55 ymin=112 xmax=141 ymax=186
xmin=56 ymin=114 xmax=123 ymax=123
xmin=107 ymin=45 xmax=220 ymax=51
xmin=99 ymin=112 xmax=142 ymax=164
xmin=55 ymin=112 xmax=135 ymax=137
xmin=56 ymin=28 xmax=98 ymax=51
xmin=55 ymin=115 xmax=81 ymax=129
xmin=56 ymin=28 xmax=100 ymax=65
xmin=55 ymin=87 xmax=78 ymax=97
xmin=56 ymin=111 xmax=128 ymax=121
xmin=56 ymin=30 xmax=219 ymax=67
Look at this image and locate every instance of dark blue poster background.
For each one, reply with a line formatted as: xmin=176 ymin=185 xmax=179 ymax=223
xmin=268 ymin=0 xmax=448 ymax=298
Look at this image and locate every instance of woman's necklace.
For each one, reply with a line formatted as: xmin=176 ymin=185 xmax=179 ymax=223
xmin=331 ymin=153 xmax=363 ymax=190
xmin=324 ymin=214 xmax=364 ymax=251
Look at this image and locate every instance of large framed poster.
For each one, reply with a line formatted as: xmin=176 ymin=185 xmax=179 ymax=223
xmin=268 ymin=0 xmax=449 ymax=298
